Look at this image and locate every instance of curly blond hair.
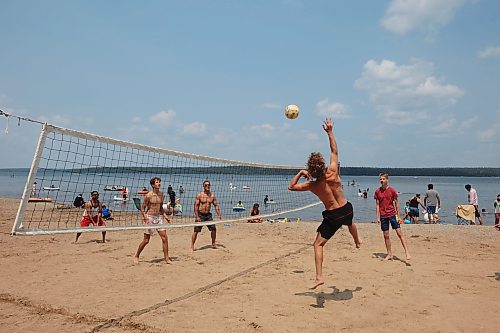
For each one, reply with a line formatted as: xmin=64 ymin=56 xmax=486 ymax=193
xmin=307 ymin=152 xmax=326 ymax=180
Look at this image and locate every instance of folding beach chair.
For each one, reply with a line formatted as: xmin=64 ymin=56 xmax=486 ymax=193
xmin=455 ymin=204 xmax=475 ymax=225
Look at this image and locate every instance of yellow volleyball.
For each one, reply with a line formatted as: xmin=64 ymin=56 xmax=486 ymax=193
xmin=284 ymin=104 xmax=299 ymax=120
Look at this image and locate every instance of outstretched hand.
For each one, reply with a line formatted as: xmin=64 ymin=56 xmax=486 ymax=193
xmin=322 ymin=118 xmax=334 ymax=132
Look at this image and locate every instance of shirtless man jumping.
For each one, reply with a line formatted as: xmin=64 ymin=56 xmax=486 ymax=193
xmin=191 ymin=180 xmax=222 ymax=251
xmin=134 ymin=177 xmax=172 ymax=265
xmin=288 ymin=118 xmax=361 ymax=289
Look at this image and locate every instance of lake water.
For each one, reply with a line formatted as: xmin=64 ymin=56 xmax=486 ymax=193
xmin=1 ymin=169 xmax=498 ymax=225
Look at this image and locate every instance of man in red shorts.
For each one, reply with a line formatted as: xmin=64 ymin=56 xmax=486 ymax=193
xmin=288 ymin=118 xmax=361 ymax=289
xmin=75 ymin=191 xmax=106 ymax=243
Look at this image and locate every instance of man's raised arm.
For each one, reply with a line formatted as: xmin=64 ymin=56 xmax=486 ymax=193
xmin=322 ymin=118 xmax=338 ymax=175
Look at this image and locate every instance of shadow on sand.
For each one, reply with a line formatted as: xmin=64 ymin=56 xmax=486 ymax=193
xmin=195 ymin=243 xmax=227 ymax=251
xmin=295 ymin=286 xmax=362 ymax=308
xmin=373 ymin=252 xmax=411 ymax=266
xmin=146 ymin=256 xmax=179 ymax=264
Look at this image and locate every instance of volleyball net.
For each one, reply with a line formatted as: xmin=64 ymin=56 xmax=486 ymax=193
xmin=12 ymin=123 xmax=320 ymax=235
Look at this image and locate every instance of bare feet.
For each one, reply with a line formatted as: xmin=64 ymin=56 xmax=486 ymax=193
xmin=211 ymin=244 xmax=217 ymax=249
xmin=405 ymin=253 xmax=412 ymax=260
xmin=309 ymin=279 xmax=325 ymax=290
xmin=355 ymin=240 xmax=362 ymax=248
xmin=383 ymin=254 xmax=393 ymax=261
xmin=133 ymin=257 xmax=139 ymax=265
xmin=165 ymin=259 xmax=173 ymax=265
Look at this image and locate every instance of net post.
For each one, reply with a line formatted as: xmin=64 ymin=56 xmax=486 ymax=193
xmin=11 ymin=123 xmax=50 ymax=235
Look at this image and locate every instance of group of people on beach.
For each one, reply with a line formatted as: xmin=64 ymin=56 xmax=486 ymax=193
xmin=401 ymin=184 xmax=441 ymax=224
xmin=72 ymin=117 xmax=498 ymax=289
xmin=74 ymin=177 xmax=224 ymax=264
xmin=402 ymin=183 xmax=489 ymax=226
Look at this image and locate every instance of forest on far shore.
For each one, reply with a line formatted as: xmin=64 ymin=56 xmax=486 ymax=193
xmin=339 ymin=167 xmax=500 ymax=177
xmin=1 ymin=167 xmax=499 ymax=177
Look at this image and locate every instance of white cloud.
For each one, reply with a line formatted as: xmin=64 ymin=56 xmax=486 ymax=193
xmin=150 ymin=110 xmax=176 ymax=125
xmin=38 ymin=113 xmax=93 ymax=127
xmin=122 ymin=124 xmax=152 ymax=136
xmin=381 ymin=0 xmax=471 ymax=36
xmin=131 ymin=116 xmax=142 ymax=124
xmin=458 ymin=116 xmax=479 ymax=130
xmin=249 ymin=123 xmax=276 ymax=139
xmin=305 ymin=132 xmax=318 ymax=141
xmin=478 ymin=46 xmax=500 ymax=59
xmin=430 ymin=116 xmax=457 ymax=136
xmin=250 ymin=124 xmax=275 ymax=132
xmin=316 ymin=99 xmax=351 ymax=119
xmin=477 ymin=127 xmax=497 ymax=141
xmin=182 ymin=122 xmax=207 ymax=135
xmin=354 ymin=59 xmax=464 ymax=125
xmin=477 ymin=108 xmax=500 ymax=141
xmin=263 ymin=103 xmax=281 ymax=109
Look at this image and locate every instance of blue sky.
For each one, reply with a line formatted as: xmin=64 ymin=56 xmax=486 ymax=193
xmin=1 ymin=0 xmax=499 ymax=168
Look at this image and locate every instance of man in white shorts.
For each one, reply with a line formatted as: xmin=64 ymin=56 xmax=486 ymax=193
xmin=134 ymin=177 xmax=172 ymax=265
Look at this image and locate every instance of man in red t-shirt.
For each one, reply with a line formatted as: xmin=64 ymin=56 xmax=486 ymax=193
xmin=374 ymin=173 xmax=411 ymax=261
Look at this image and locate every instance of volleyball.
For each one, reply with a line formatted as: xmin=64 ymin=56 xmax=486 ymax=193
xmin=284 ymin=104 xmax=299 ymax=120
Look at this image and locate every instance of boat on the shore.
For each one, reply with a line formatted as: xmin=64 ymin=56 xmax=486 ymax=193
xmin=28 ymin=197 xmax=53 ymax=203
xmin=43 ymin=186 xmax=60 ymax=191
xmin=104 ymin=185 xmax=125 ymax=191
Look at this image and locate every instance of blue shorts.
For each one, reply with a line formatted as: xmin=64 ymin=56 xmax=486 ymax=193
xmin=380 ymin=215 xmax=400 ymax=232
xmin=426 ymin=206 xmax=436 ymax=214
xmin=409 ymin=207 xmax=419 ymax=217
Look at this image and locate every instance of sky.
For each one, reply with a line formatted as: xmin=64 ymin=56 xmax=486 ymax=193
xmin=1 ymin=0 xmax=499 ymax=168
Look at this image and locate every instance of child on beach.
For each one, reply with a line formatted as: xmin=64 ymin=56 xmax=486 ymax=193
xmin=288 ymin=118 xmax=361 ymax=289
xmin=403 ymin=201 xmax=411 ymax=224
xmin=374 ymin=173 xmax=411 ymax=261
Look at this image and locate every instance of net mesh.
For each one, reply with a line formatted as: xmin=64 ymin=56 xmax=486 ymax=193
xmin=13 ymin=124 xmax=320 ymax=235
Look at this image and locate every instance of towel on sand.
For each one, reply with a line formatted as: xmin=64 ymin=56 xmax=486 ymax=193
xmin=455 ymin=204 xmax=475 ymax=223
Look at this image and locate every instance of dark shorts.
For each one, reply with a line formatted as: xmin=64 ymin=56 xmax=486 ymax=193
xmin=426 ymin=206 xmax=436 ymax=214
xmin=194 ymin=212 xmax=216 ymax=233
xmin=474 ymin=206 xmax=481 ymax=218
xmin=380 ymin=215 xmax=400 ymax=232
xmin=409 ymin=207 xmax=419 ymax=217
xmin=317 ymin=202 xmax=353 ymax=240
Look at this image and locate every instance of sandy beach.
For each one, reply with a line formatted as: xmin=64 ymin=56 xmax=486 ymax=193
xmin=0 ymin=197 xmax=498 ymax=332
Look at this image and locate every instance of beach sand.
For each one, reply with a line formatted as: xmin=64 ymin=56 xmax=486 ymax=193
xmin=0 ymin=197 xmax=498 ymax=332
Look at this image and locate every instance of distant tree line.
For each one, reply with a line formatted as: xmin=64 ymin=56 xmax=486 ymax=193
xmin=3 ymin=166 xmax=500 ymax=177
xmin=339 ymin=167 xmax=500 ymax=177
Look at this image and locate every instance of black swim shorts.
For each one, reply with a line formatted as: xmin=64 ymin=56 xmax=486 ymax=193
xmin=194 ymin=212 xmax=216 ymax=233
xmin=317 ymin=202 xmax=353 ymax=240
